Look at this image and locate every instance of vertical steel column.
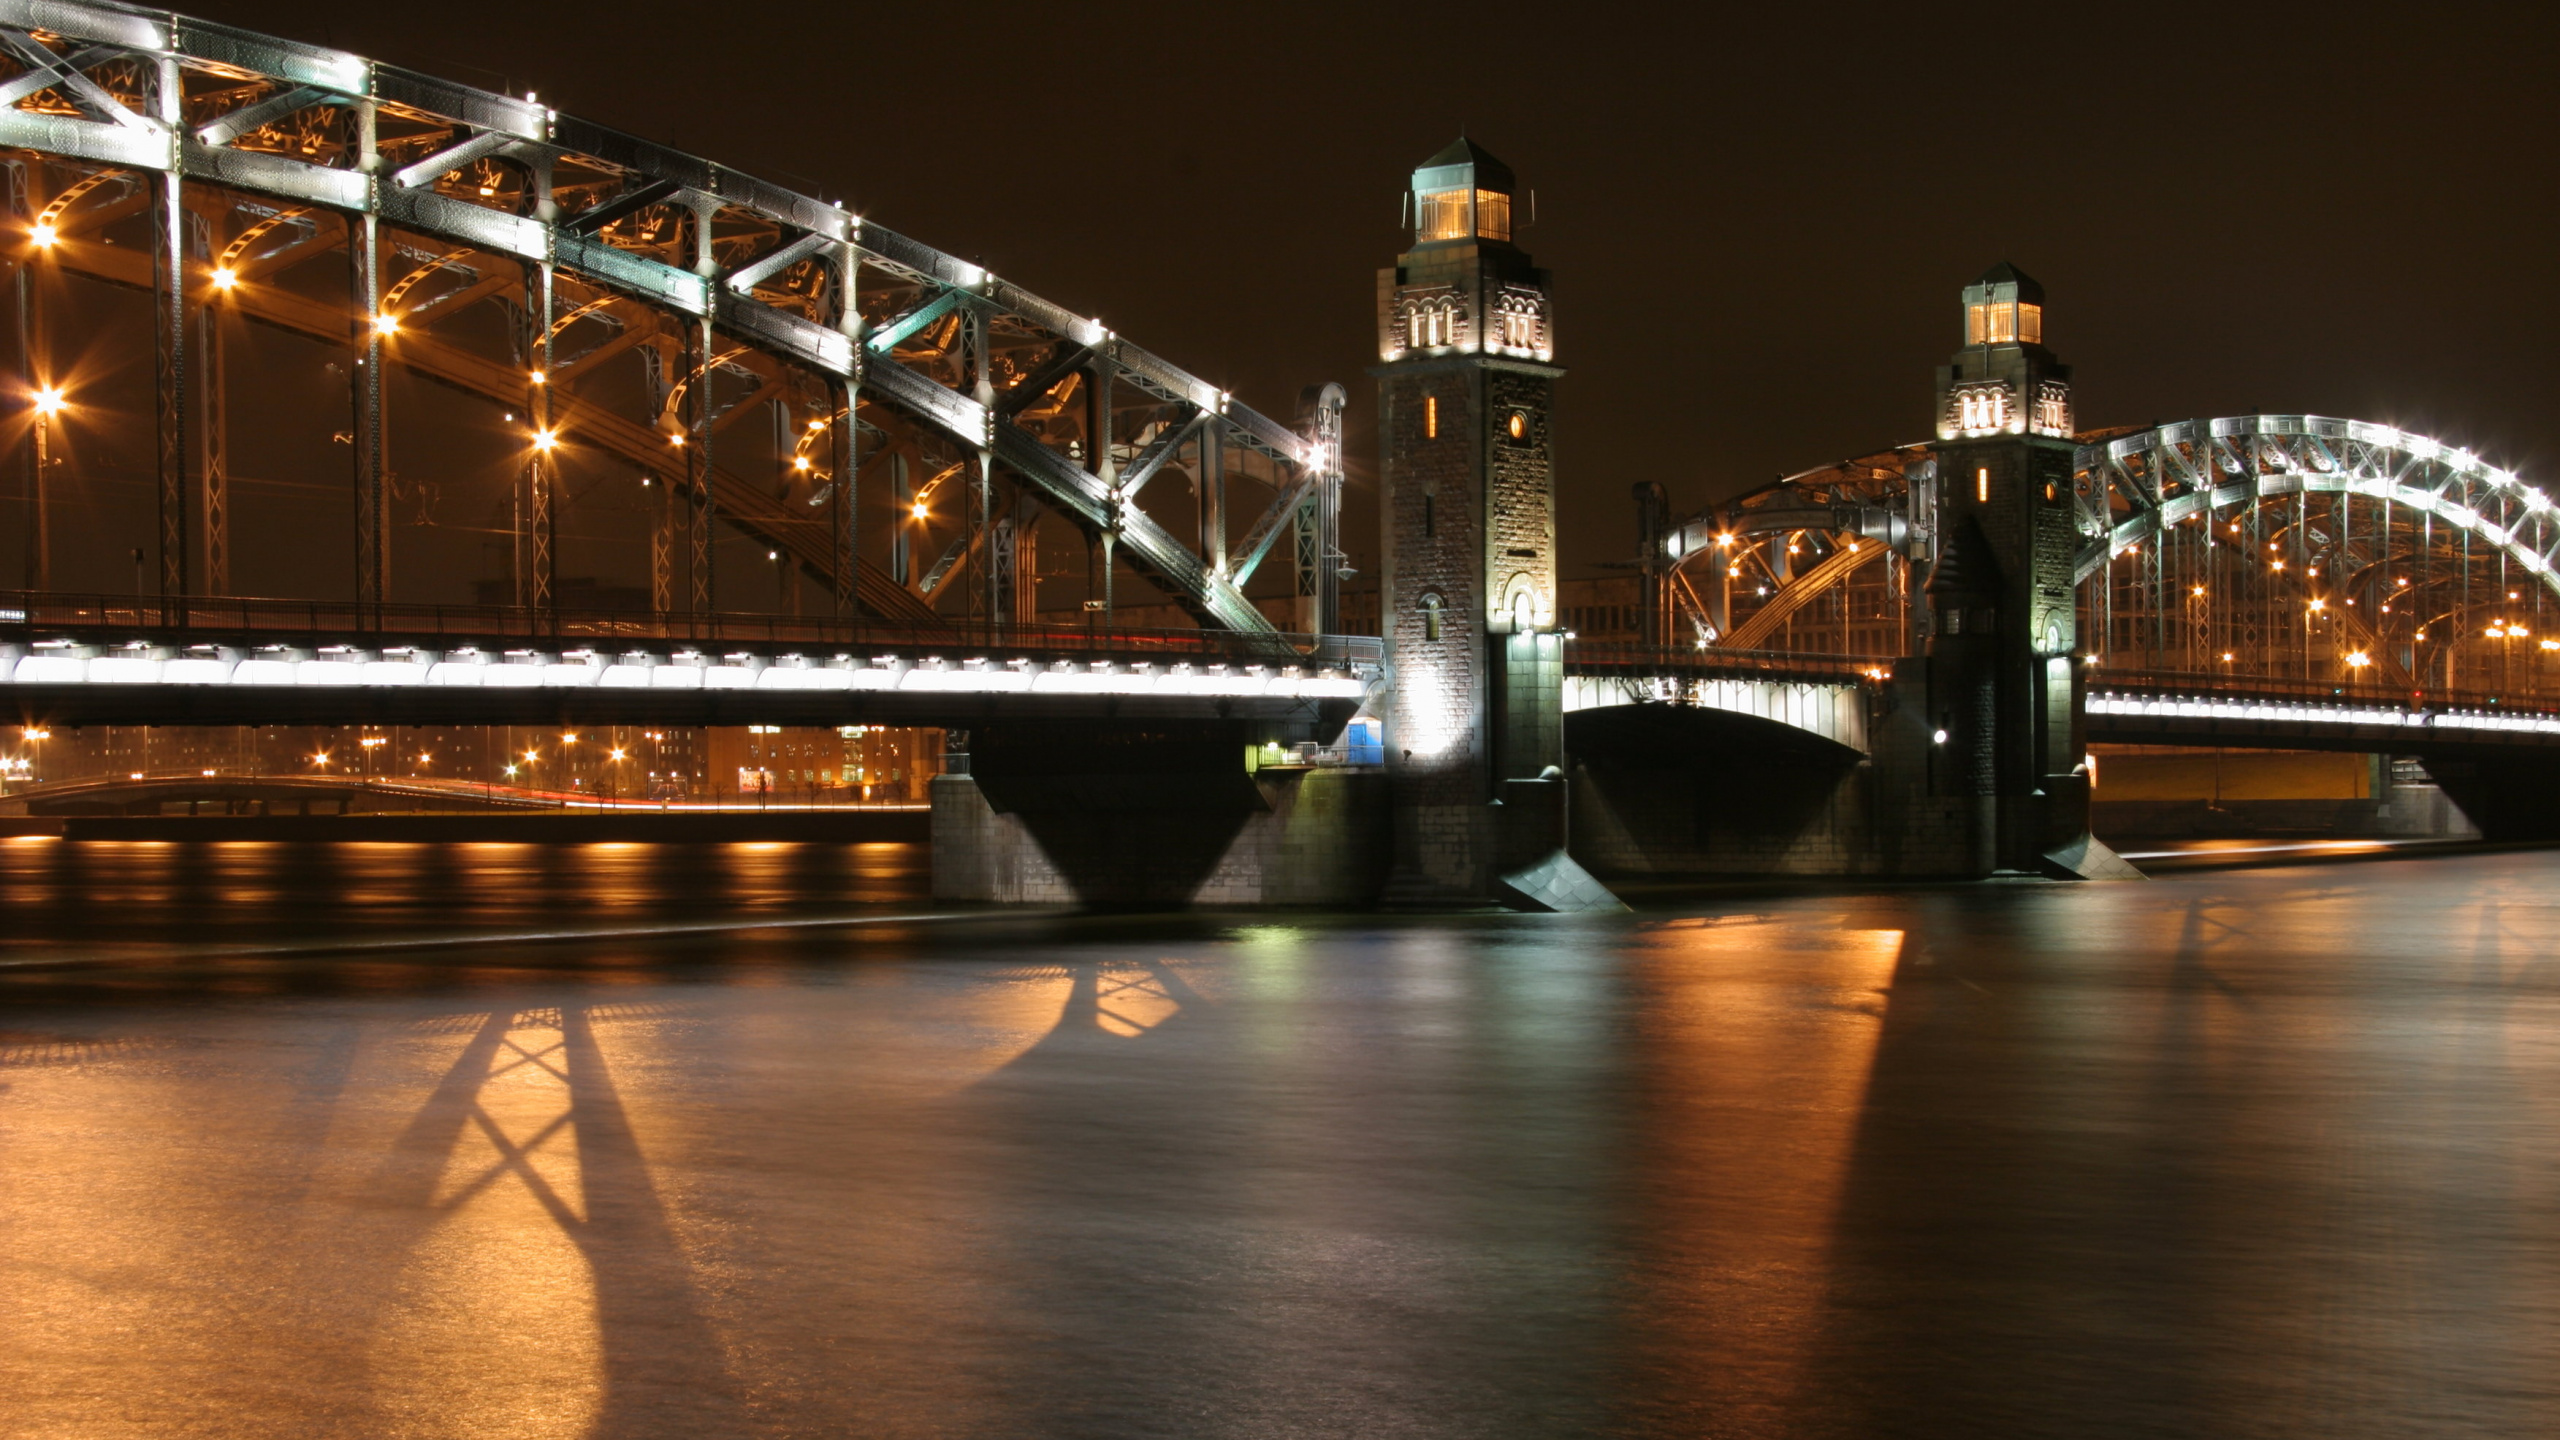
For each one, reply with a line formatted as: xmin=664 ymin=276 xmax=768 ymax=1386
xmin=970 ymin=303 xmax=997 ymax=627
xmin=349 ymin=99 xmax=384 ymax=613
xmin=833 ymin=239 xmax=861 ymax=619
xmin=153 ymin=175 xmax=188 ymax=607
xmin=649 ymin=473 xmax=673 ymax=614
xmin=1293 ymin=382 xmax=1345 ymax=636
xmin=151 ymin=60 xmax=189 ymax=611
xmin=199 ymin=274 xmax=227 ymax=594
xmin=14 ymin=180 xmax=37 ymax=594
xmin=1086 ymin=351 xmax=1113 ymax=626
xmin=888 ymin=451 xmax=910 ymax=588
xmin=1199 ymin=415 xmax=1224 ymax=581
xmin=688 ymin=200 xmax=718 ymax=619
xmin=526 ymin=256 xmax=555 ymax=613
xmin=686 ymin=316 xmax=713 ymax=616
xmin=351 ymin=211 xmax=384 ymax=611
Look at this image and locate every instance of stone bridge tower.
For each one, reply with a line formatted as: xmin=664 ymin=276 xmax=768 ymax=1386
xmin=1373 ymin=140 xmax=1618 ymax=909
xmin=1904 ymin=263 xmax=2127 ymax=878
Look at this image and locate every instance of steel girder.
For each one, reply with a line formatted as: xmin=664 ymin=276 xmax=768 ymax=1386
xmin=2072 ymin=416 xmax=2560 ymax=598
xmin=0 ymin=0 xmax=1317 ymax=632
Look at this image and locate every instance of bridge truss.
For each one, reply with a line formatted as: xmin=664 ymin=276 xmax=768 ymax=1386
xmin=1641 ymin=416 xmax=2560 ymax=706
xmin=0 ymin=0 xmax=1344 ymax=637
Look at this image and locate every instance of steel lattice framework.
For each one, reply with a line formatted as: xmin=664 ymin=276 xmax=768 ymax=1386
xmin=1638 ymin=446 xmax=1925 ymax=658
xmin=0 ymin=0 xmax=1343 ymax=635
xmin=2074 ymin=416 xmax=2560 ymax=695
xmin=1642 ymin=417 xmax=2560 ymax=704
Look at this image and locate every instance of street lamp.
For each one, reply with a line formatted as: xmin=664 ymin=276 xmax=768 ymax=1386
xmin=26 ymin=385 xmax=65 ymax=591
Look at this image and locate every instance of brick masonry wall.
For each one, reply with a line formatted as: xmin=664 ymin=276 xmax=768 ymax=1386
xmin=1484 ymin=369 xmax=1556 ymax=624
xmin=1380 ymin=366 xmax=1486 ymax=809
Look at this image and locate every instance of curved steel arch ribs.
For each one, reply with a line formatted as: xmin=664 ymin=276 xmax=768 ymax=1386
xmin=1718 ymin=540 xmax=1887 ymax=650
xmin=0 ymin=0 xmax=1314 ymax=632
xmin=2073 ymin=416 xmax=2560 ymax=601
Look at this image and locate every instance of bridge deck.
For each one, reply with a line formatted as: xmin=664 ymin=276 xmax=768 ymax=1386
xmin=2092 ymin=671 xmax=2560 ymax=755
xmin=1 ymin=592 xmax=1380 ymax=733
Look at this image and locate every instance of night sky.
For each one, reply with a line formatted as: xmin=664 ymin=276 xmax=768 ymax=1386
xmin=187 ymin=0 xmax=2560 ymax=580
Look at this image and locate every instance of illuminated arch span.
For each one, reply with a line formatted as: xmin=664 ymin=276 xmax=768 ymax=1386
xmin=1674 ymin=418 xmax=2558 ymax=653
xmin=0 ymin=0 xmax=1324 ymax=631
xmin=2073 ymin=415 xmax=2560 ymax=599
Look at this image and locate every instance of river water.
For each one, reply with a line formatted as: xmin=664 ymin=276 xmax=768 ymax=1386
xmin=2 ymin=838 xmax=2555 ymax=1438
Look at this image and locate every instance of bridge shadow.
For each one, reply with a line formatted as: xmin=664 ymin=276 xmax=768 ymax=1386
xmin=352 ymin=1001 xmax=742 ymax=1437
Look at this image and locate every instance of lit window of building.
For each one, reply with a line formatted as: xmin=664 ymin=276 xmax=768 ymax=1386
xmin=1416 ymin=187 xmax=1511 ymax=242
xmin=1965 ymin=301 xmax=2042 ymax=346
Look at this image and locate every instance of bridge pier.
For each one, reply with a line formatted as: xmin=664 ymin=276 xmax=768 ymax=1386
xmin=927 ymin=724 xmax=1388 ymax=907
xmin=1917 ymin=265 xmax=2134 ymax=881
xmin=1370 ymin=142 xmax=1621 ymax=912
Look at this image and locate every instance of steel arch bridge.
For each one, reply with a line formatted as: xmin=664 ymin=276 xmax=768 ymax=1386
xmin=0 ymin=0 xmax=1346 ymax=642
xmin=1636 ymin=415 xmax=2560 ymax=711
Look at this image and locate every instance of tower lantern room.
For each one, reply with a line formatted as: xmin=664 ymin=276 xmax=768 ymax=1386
xmin=1964 ymin=266 xmax=2044 ymax=346
xmin=1937 ymin=261 xmax=2072 ymax=441
xmin=1411 ymin=141 xmax=1516 ymax=244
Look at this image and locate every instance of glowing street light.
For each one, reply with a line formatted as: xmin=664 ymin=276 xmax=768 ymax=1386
xmin=29 ymin=221 xmax=55 ymax=248
xmin=209 ymin=267 xmax=237 ymax=290
xmin=531 ymin=428 xmax=559 ymax=452
xmin=32 ymin=386 xmax=65 ymax=416
xmin=2345 ymin=651 xmax=2371 ymax=669
xmin=372 ymin=311 xmax=400 ymax=335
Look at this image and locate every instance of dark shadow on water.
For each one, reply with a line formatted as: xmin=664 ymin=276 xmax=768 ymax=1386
xmin=344 ymin=1003 xmax=743 ymax=1436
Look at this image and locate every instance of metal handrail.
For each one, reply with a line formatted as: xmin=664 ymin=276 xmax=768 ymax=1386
xmin=0 ymin=590 xmax=1384 ymax=668
xmin=2091 ymin=668 xmax=2560 ymax=717
xmin=1562 ymin=638 xmax=1878 ymax=682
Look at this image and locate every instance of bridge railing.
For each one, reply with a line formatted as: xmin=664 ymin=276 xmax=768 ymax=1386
xmin=2090 ymin=667 xmax=2560 ymax=718
xmin=1561 ymin=639 xmax=1879 ymax=683
xmin=0 ymin=591 xmax=1384 ymax=670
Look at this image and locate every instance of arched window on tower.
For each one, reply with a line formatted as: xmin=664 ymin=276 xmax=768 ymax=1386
xmin=1421 ymin=593 xmax=1444 ymax=642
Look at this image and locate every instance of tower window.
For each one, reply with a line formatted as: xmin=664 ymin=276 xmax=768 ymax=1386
xmin=1977 ymin=467 xmax=1989 ymax=504
xmin=1416 ymin=187 xmax=1512 ymax=242
xmin=1422 ymin=593 xmax=1444 ymax=642
xmin=1505 ymin=409 xmax=1530 ymax=444
xmin=1426 ymin=396 xmax=1438 ymax=438
xmin=1966 ymin=302 xmax=2043 ymax=345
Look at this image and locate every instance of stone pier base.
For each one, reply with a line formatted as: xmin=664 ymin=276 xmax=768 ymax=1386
xmin=931 ymin=768 xmax=1390 ymax=908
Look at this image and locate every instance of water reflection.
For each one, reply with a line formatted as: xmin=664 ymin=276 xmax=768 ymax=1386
xmin=2 ymin=843 xmax=2558 ymax=1436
